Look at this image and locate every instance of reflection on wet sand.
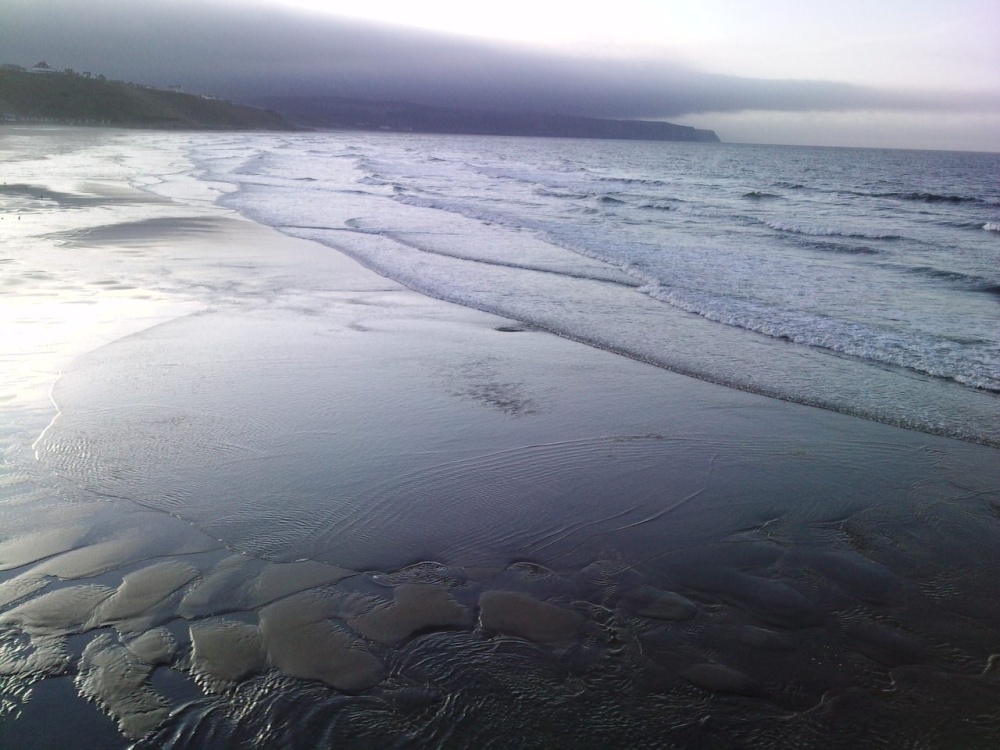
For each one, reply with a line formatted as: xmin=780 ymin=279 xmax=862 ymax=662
xmin=1 ymin=299 xmax=997 ymax=747
xmin=2 ymin=130 xmax=998 ymax=748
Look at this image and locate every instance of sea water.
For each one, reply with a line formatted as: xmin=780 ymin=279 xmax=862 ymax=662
xmin=2 ymin=129 xmax=1000 ymax=749
xmin=186 ymin=133 xmax=1000 ymax=445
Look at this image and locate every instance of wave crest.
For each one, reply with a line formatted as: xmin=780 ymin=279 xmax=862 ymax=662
xmin=766 ymin=221 xmax=900 ymax=240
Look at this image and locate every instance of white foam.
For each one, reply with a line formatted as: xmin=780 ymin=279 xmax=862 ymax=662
xmin=638 ymin=284 xmax=1000 ymax=393
xmin=179 ymin=131 xmax=1000 ymax=444
xmin=765 ymin=220 xmax=900 ymax=240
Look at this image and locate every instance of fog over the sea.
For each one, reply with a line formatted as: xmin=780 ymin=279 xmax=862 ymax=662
xmin=2 ymin=0 xmax=998 ymax=150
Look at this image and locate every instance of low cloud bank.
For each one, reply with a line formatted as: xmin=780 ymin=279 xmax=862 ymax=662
xmin=3 ymin=0 xmax=995 ymax=121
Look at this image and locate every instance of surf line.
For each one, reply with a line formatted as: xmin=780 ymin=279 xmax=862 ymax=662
xmin=31 ymin=369 xmax=64 ymax=462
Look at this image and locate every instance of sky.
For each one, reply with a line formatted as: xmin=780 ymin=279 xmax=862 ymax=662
xmin=2 ymin=0 xmax=998 ymax=150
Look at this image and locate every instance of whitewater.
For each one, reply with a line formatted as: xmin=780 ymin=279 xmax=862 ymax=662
xmin=178 ymin=133 xmax=999 ymax=445
xmin=4 ymin=127 xmax=1000 ymax=749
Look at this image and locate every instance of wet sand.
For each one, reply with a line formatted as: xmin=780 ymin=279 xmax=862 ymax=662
xmin=2 ymin=132 xmax=1000 ymax=748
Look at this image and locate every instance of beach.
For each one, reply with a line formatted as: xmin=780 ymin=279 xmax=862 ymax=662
xmin=2 ymin=128 xmax=999 ymax=748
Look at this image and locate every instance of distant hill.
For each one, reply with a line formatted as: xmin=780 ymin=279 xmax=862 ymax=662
xmin=0 ymin=65 xmax=295 ymax=130
xmin=258 ymin=96 xmax=721 ymax=143
xmin=0 ymin=64 xmax=720 ymax=142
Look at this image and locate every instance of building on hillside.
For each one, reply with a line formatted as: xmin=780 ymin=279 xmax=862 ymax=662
xmin=32 ymin=61 xmax=56 ymax=73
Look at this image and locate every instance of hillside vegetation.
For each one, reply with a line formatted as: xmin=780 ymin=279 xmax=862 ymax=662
xmin=0 ymin=65 xmax=720 ymax=143
xmin=0 ymin=66 xmax=295 ymax=130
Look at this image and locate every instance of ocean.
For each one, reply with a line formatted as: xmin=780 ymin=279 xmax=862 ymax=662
xmin=191 ymin=132 xmax=1000 ymax=445
xmin=1 ymin=128 xmax=999 ymax=748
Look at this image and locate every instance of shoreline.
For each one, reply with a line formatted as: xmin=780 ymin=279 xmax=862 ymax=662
xmin=208 ymin=131 xmax=1000 ymax=450
xmin=2 ymin=129 xmax=1000 ymax=747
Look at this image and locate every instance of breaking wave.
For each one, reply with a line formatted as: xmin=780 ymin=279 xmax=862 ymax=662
xmin=765 ymin=221 xmax=901 ymax=240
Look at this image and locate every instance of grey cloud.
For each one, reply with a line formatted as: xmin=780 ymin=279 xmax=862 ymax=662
xmin=2 ymin=0 xmax=994 ymax=118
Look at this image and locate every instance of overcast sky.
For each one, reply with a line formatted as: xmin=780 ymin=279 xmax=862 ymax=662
xmin=3 ymin=0 xmax=998 ymax=150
